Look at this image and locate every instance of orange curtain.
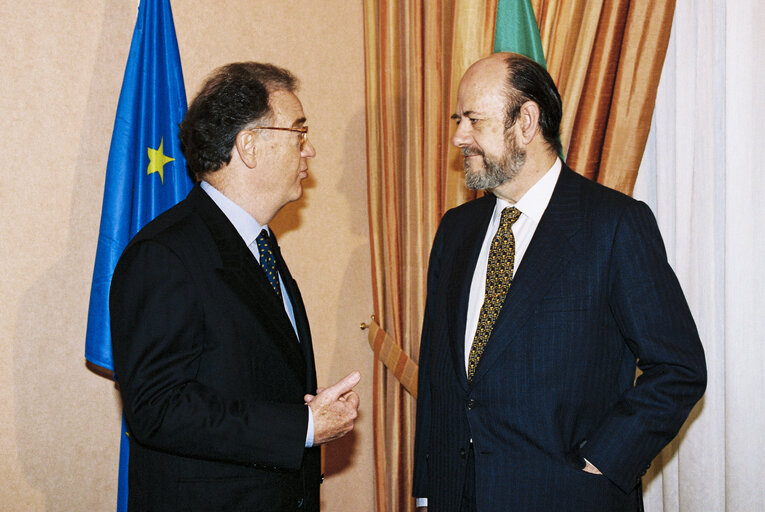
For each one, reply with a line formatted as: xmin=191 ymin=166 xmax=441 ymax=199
xmin=532 ymin=0 xmax=676 ymax=194
xmin=443 ymin=1 xmax=498 ymax=210
xmin=362 ymin=1 xmax=495 ymax=510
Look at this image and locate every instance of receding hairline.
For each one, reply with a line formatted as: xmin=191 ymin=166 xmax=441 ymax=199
xmin=198 ymin=62 xmax=299 ymax=96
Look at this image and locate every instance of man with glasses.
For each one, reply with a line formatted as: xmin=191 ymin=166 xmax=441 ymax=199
xmin=110 ymin=62 xmax=360 ymax=511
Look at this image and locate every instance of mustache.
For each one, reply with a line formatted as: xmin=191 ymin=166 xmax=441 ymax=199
xmin=461 ymin=147 xmax=484 ymax=158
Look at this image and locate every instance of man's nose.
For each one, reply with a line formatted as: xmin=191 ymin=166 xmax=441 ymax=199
xmin=302 ymin=139 xmax=316 ymax=158
xmin=451 ymin=122 xmax=473 ymax=148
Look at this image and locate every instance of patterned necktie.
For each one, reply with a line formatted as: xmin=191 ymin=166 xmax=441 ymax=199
xmin=255 ymin=229 xmax=282 ymax=300
xmin=467 ymin=206 xmax=522 ymax=381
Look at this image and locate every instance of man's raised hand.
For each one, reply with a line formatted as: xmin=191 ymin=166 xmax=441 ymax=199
xmin=307 ymin=371 xmax=361 ymax=445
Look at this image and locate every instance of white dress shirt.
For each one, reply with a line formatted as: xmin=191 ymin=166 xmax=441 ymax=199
xmin=463 ymin=158 xmax=561 ymax=368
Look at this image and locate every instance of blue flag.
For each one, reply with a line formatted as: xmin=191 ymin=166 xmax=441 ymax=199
xmin=84 ymin=0 xmax=190 ymax=509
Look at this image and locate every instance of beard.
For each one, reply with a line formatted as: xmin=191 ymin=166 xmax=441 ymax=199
xmin=463 ymin=133 xmax=526 ymax=190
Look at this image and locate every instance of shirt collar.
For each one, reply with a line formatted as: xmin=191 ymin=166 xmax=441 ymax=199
xmin=494 ymin=157 xmax=561 ymax=224
xmin=200 ymin=181 xmax=266 ymax=247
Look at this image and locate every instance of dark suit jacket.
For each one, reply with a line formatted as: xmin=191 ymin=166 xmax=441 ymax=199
xmin=413 ymin=165 xmax=706 ymax=511
xmin=110 ymin=186 xmax=321 ymax=512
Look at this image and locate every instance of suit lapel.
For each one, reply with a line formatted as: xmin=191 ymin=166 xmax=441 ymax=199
xmin=187 ymin=187 xmax=307 ymax=382
xmin=469 ymin=166 xmax=583 ymax=384
xmin=271 ymin=232 xmax=317 ymax=391
xmin=447 ymin=196 xmax=496 ymax=390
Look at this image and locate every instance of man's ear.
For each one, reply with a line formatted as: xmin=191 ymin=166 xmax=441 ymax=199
xmin=235 ymin=130 xmax=258 ymax=169
xmin=518 ymin=101 xmax=541 ymax=145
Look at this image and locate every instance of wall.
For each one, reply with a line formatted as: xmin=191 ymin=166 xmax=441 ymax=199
xmin=0 ymin=1 xmax=374 ymax=510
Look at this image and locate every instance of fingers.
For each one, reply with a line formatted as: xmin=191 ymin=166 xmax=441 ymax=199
xmin=304 ymin=387 xmax=328 ymax=404
xmin=340 ymin=390 xmax=360 ymax=409
xmin=322 ymin=371 xmax=361 ymax=400
xmin=309 ymin=372 xmax=362 ymax=445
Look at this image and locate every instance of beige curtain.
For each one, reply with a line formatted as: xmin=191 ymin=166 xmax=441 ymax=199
xmin=635 ymin=3 xmax=765 ymax=509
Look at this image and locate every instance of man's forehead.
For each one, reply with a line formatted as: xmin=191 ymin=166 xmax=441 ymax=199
xmin=455 ymin=56 xmax=508 ymax=112
xmin=269 ymin=89 xmax=306 ymax=124
xmin=455 ymin=75 xmax=506 ymax=117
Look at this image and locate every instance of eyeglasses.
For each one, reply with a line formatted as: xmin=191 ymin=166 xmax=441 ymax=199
xmin=250 ymin=126 xmax=308 ymax=150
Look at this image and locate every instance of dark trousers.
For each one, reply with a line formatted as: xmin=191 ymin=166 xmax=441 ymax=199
xmin=460 ymin=445 xmax=476 ymax=512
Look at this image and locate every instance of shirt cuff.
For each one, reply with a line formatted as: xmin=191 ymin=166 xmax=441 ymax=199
xmin=305 ymin=405 xmax=314 ymax=448
xmin=583 ymin=457 xmax=601 ymax=472
xmin=416 ymin=497 xmax=427 ymax=507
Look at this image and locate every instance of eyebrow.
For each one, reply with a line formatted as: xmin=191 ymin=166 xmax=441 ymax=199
xmin=451 ymin=110 xmax=479 ymax=119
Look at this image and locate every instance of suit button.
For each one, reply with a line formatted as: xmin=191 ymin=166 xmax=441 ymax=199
xmin=460 ymin=448 xmax=467 ymax=459
xmin=466 ymin=398 xmax=476 ymax=410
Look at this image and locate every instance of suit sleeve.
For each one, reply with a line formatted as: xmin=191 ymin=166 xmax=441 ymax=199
xmin=580 ymin=200 xmax=707 ymax=492
xmin=412 ymin=216 xmax=449 ymax=498
xmin=110 ymin=239 xmax=308 ymax=470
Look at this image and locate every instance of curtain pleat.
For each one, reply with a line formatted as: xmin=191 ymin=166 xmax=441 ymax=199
xmin=443 ymin=1 xmax=497 ymax=210
xmin=597 ymin=0 xmax=676 ymax=194
xmin=565 ymin=0 xmax=629 ymax=181
xmin=362 ymin=1 xmax=472 ymax=510
xmin=533 ymin=1 xmax=605 ymax=155
xmin=634 ymin=2 xmax=765 ymax=509
xmin=532 ymin=0 xmax=675 ymax=195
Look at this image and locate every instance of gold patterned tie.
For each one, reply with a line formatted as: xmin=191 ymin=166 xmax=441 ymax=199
xmin=467 ymin=206 xmax=522 ymax=381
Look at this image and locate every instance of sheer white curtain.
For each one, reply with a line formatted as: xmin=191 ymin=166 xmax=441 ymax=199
xmin=633 ymin=0 xmax=765 ymax=510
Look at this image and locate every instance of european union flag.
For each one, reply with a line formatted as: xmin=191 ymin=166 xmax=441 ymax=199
xmin=84 ymin=0 xmax=190 ymax=509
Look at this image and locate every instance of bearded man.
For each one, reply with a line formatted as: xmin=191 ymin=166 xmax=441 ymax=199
xmin=412 ymin=53 xmax=706 ymax=512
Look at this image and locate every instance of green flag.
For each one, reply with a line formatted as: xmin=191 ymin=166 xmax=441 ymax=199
xmin=494 ymin=0 xmax=563 ymax=157
xmin=494 ymin=0 xmax=546 ymax=67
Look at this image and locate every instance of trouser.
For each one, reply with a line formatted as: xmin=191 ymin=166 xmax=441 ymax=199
xmin=459 ymin=444 xmax=476 ymax=512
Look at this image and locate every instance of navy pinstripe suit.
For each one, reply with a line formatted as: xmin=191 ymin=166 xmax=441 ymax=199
xmin=413 ymin=165 xmax=706 ymax=511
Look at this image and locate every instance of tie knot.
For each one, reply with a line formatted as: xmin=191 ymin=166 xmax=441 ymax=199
xmin=500 ymin=207 xmax=522 ymax=227
xmin=256 ymin=229 xmax=270 ymax=248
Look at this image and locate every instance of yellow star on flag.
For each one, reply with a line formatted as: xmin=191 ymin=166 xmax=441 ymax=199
xmin=147 ymin=137 xmax=175 ymax=184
